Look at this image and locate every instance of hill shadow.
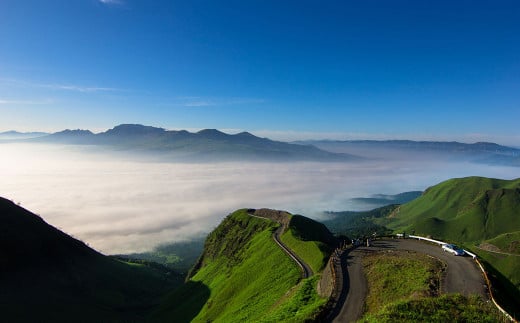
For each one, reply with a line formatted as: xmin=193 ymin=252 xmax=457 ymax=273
xmin=149 ymin=280 xmax=210 ymax=323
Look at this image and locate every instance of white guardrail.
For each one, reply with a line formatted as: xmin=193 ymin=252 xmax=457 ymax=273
xmin=397 ymin=234 xmax=516 ymax=322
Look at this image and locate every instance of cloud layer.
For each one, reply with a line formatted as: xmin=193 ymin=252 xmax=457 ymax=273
xmin=1 ymin=143 xmax=517 ymax=254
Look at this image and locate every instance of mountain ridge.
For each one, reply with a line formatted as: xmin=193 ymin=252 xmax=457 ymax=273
xmin=296 ymin=139 xmax=520 ymax=166
xmin=29 ymin=124 xmax=360 ymax=162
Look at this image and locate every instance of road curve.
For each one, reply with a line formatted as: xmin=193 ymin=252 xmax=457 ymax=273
xmin=249 ymin=213 xmax=313 ymax=278
xmin=331 ymin=238 xmax=488 ymax=323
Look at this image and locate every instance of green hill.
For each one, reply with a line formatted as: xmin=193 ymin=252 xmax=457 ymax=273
xmin=0 ymin=197 xmax=181 ymax=322
xmin=386 ymin=176 xmax=520 ymax=242
xmin=152 ymin=209 xmax=335 ymax=322
xmin=383 ymin=176 xmax=520 ymax=316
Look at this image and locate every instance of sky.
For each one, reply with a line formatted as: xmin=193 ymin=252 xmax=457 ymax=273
xmin=1 ymin=0 xmax=519 ymax=144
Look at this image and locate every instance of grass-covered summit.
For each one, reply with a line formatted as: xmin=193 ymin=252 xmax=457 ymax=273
xmin=153 ymin=209 xmax=336 ymax=322
xmin=386 ymin=176 xmax=520 ymax=242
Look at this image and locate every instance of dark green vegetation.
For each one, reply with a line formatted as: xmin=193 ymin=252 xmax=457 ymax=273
xmin=32 ymin=124 xmax=358 ymax=162
xmin=350 ymin=191 xmax=422 ymax=208
xmin=152 ymin=209 xmax=331 ymax=322
xmin=281 ymin=214 xmax=336 ymax=272
xmin=0 ymin=197 xmax=181 ymax=322
xmin=322 ymin=204 xmax=397 ymax=238
xmin=322 ymin=191 xmax=421 ymax=238
xmin=118 ymin=237 xmax=205 ymax=274
xmin=359 ymin=251 xmax=500 ymax=322
xmin=382 ymin=176 xmax=520 ymax=317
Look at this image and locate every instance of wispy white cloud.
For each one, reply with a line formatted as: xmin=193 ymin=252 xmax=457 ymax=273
xmin=169 ymin=96 xmax=265 ymax=108
xmin=99 ymin=0 xmax=124 ymax=5
xmin=0 ymin=78 xmax=120 ymax=93
xmin=0 ymin=98 xmax=53 ymax=105
xmin=42 ymin=84 xmax=118 ymax=93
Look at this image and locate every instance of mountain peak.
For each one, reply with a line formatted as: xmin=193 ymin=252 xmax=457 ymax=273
xmin=236 ymin=131 xmax=256 ymax=137
xmin=105 ymin=124 xmax=165 ymax=136
xmin=53 ymin=129 xmax=93 ymax=136
xmin=196 ymin=129 xmax=228 ymax=137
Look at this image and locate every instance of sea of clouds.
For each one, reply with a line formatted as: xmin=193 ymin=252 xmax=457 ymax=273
xmin=1 ymin=142 xmax=517 ymax=254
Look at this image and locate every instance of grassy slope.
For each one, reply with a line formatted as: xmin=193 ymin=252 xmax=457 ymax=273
xmin=383 ymin=176 xmax=520 ymax=316
xmin=280 ymin=214 xmax=335 ymax=273
xmin=119 ymin=237 xmax=205 ymax=274
xmin=386 ymin=176 xmax=520 ymax=242
xmin=362 ymin=294 xmax=501 ymax=323
xmin=484 ymin=231 xmax=520 ymax=254
xmin=362 ymin=251 xmax=444 ymax=313
xmin=0 ymin=197 xmax=181 ymax=322
xmin=152 ymin=210 xmax=328 ymax=322
xmin=359 ymin=251 xmax=500 ymax=322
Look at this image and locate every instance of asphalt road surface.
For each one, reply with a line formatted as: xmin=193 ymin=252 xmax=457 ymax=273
xmin=249 ymin=212 xmax=313 ymax=278
xmin=332 ymin=238 xmax=487 ymax=323
xmin=272 ymin=225 xmax=313 ymax=278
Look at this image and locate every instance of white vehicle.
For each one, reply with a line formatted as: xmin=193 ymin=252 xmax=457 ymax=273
xmin=442 ymin=243 xmax=465 ymax=256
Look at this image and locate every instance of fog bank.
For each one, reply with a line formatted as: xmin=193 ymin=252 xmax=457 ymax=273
xmin=1 ymin=143 xmax=517 ymax=254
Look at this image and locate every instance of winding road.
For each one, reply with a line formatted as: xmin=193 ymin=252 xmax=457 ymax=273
xmin=331 ymin=238 xmax=488 ymax=323
xmin=249 ymin=212 xmax=313 ymax=278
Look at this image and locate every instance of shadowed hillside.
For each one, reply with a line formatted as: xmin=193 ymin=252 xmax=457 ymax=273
xmin=0 ymin=197 xmax=181 ymax=322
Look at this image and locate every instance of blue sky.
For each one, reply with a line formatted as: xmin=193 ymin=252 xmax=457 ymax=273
xmin=1 ymin=0 xmax=519 ymax=144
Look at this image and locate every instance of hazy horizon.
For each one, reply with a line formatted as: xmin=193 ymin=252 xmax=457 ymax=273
xmin=2 ymin=124 xmax=520 ymax=148
xmin=1 ymin=142 xmax=518 ymax=254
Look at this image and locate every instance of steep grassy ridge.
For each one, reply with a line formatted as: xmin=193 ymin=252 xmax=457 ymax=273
xmin=0 ymin=197 xmax=181 ymax=322
xmin=153 ymin=210 xmax=328 ymax=322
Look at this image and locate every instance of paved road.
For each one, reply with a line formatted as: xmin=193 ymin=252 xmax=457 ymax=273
xmin=272 ymin=225 xmax=313 ymax=278
xmin=332 ymin=238 xmax=488 ymax=323
xmin=249 ymin=213 xmax=313 ymax=278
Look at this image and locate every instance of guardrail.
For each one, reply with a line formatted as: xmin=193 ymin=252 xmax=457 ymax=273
xmin=403 ymin=234 xmax=515 ymax=322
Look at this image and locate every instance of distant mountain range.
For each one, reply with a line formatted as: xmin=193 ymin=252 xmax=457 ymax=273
xmin=0 ymin=130 xmax=48 ymax=140
xmin=295 ymin=139 xmax=520 ymax=166
xmin=4 ymin=124 xmax=519 ymax=165
xmin=28 ymin=124 xmax=359 ymax=162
